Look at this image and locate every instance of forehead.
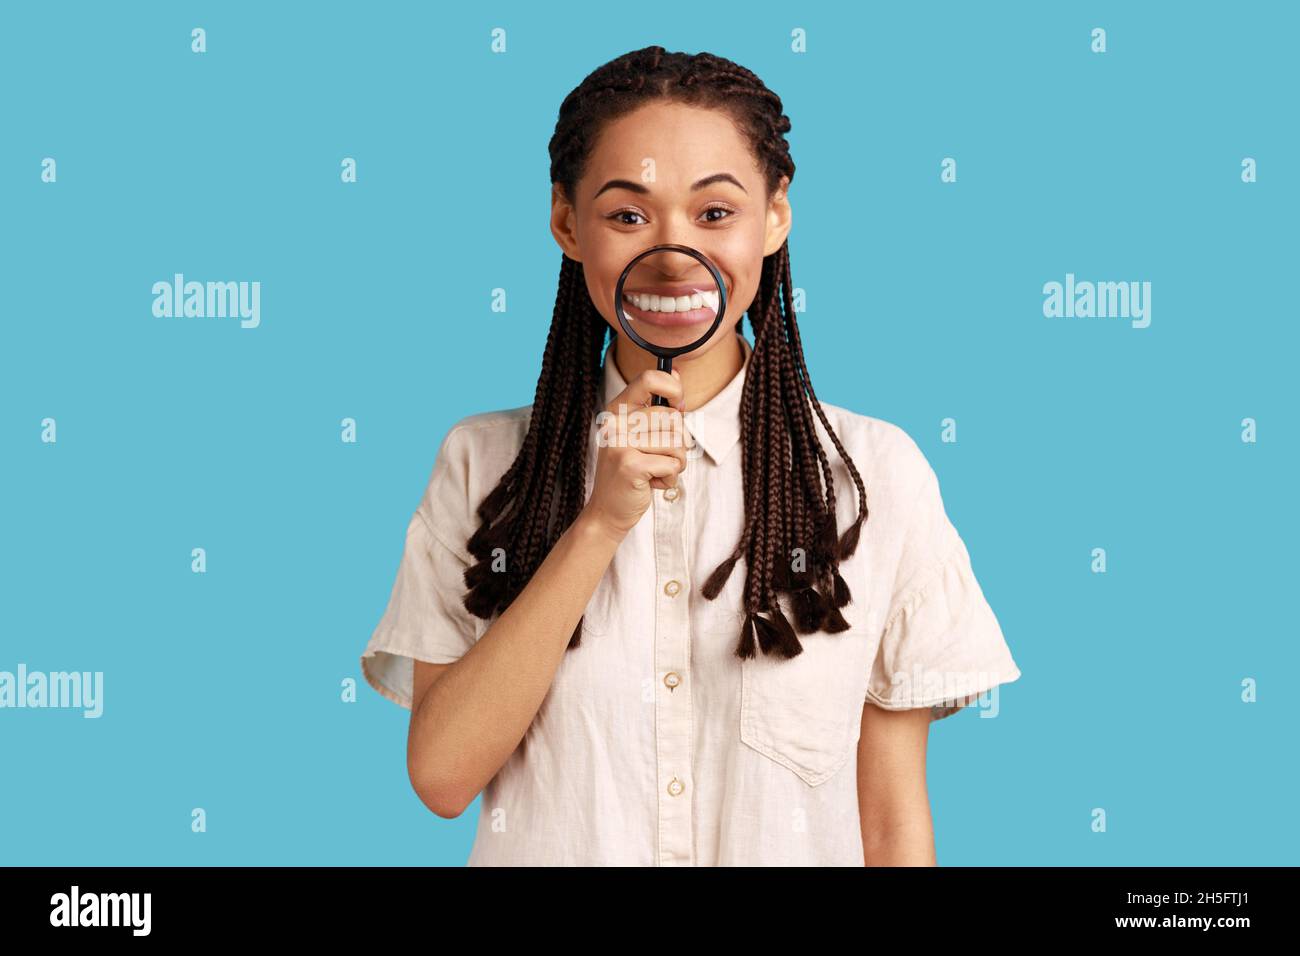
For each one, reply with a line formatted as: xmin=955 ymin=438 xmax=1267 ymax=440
xmin=584 ymin=101 xmax=760 ymax=191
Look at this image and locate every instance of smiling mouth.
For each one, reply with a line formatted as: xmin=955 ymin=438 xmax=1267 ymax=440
xmin=621 ymin=288 xmax=721 ymax=326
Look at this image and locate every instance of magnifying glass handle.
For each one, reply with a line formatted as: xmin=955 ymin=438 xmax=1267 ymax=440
xmin=652 ymin=355 xmax=672 ymax=407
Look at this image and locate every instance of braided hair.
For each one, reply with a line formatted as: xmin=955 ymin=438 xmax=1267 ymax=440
xmin=462 ymin=45 xmax=868 ymax=660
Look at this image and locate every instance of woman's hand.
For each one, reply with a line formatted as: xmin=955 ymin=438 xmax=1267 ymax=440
xmin=580 ymin=367 xmax=690 ymax=541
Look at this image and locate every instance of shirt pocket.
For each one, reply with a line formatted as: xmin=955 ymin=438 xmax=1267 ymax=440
xmin=739 ymin=626 xmax=872 ymax=787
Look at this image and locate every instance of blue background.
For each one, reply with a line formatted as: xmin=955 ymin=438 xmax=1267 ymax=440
xmin=1 ymin=0 xmax=1295 ymax=865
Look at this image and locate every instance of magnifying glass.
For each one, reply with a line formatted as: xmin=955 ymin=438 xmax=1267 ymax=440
xmin=613 ymin=244 xmax=727 ymax=407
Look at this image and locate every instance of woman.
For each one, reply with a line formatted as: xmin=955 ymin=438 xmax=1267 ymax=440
xmin=361 ymin=46 xmax=1021 ymax=866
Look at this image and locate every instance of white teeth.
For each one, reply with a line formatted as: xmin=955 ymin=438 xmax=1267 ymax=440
xmin=624 ymin=290 xmax=720 ymax=314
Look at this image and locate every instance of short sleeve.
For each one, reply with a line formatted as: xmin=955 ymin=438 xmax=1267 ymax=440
xmin=865 ymin=453 xmax=1021 ymax=722
xmin=360 ymin=426 xmax=486 ymax=711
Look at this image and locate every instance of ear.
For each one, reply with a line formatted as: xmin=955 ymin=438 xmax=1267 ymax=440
xmin=550 ymin=183 xmax=582 ymax=261
xmin=761 ymin=176 xmax=792 ymax=257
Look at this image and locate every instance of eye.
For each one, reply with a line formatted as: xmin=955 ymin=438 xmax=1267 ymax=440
xmin=605 ymin=204 xmax=738 ymax=227
xmin=607 ymin=209 xmax=648 ymax=226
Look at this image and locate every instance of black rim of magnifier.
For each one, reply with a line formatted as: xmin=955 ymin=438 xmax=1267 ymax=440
xmin=613 ymin=243 xmax=727 ymax=406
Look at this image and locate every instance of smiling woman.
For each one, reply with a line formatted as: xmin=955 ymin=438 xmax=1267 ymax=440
xmin=360 ymin=45 xmax=1021 ymax=867
xmin=557 ymin=105 xmax=781 ymax=392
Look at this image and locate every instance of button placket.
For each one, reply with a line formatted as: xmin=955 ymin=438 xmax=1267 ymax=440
xmin=653 ymin=470 xmax=693 ymax=866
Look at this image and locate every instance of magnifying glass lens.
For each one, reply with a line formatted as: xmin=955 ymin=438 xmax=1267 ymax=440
xmin=618 ymin=249 xmax=721 ymax=352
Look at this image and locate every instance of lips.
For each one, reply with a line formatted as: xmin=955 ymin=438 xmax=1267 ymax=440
xmin=621 ymin=294 xmax=713 ymax=327
xmin=624 ymin=284 xmax=712 ymax=299
xmin=620 ymin=284 xmax=723 ymax=329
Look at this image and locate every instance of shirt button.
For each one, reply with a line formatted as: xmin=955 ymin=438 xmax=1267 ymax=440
xmin=663 ymin=486 xmax=679 ymax=501
xmin=663 ymin=579 xmax=681 ymax=597
xmin=663 ymin=671 xmax=681 ymax=690
xmin=667 ymin=777 xmax=685 ymax=797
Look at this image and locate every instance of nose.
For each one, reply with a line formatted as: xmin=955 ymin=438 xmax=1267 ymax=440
xmin=637 ymin=245 xmax=715 ymax=282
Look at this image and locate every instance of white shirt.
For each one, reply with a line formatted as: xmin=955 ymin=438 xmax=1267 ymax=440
xmin=361 ymin=333 xmax=1022 ymax=865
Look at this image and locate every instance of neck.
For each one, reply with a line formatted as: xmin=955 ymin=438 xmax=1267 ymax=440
xmin=614 ymin=332 xmax=744 ymax=410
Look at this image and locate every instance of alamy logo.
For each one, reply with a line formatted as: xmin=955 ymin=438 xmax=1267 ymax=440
xmin=0 ymin=663 xmax=103 ymax=718
xmin=50 ymin=886 xmax=151 ymax=936
xmin=152 ymin=273 xmax=260 ymax=328
xmin=1043 ymin=272 xmax=1151 ymax=328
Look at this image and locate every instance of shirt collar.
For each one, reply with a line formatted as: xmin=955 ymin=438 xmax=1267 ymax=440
xmin=601 ymin=334 xmax=752 ymax=466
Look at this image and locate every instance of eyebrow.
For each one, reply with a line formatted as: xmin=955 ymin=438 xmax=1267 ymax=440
xmin=593 ymin=172 xmax=748 ymax=200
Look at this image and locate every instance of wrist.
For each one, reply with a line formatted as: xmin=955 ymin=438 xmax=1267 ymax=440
xmin=572 ymin=508 xmax=627 ymax=549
